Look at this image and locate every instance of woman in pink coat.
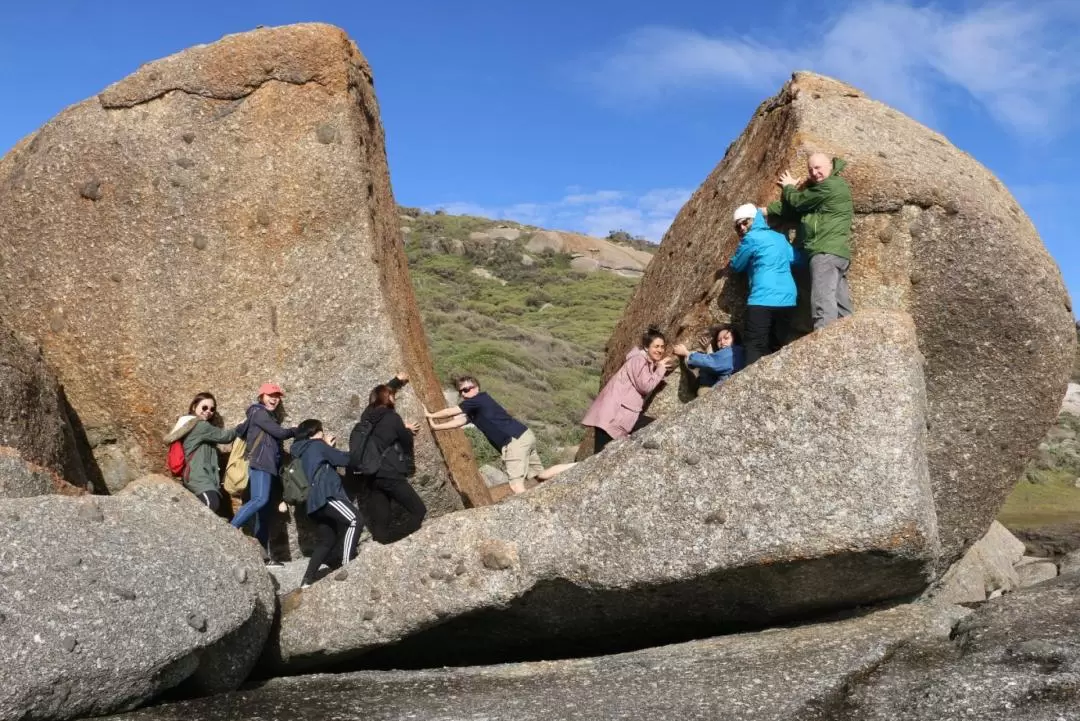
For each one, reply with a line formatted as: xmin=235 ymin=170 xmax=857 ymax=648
xmin=582 ymin=326 xmax=674 ymax=454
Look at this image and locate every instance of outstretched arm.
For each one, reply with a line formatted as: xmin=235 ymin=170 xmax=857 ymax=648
xmin=429 ymin=415 xmax=468 ymax=431
xmin=427 ymin=405 xmax=463 ymax=420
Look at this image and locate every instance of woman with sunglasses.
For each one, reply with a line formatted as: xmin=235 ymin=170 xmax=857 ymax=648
xmin=163 ymin=392 xmax=245 ymax=512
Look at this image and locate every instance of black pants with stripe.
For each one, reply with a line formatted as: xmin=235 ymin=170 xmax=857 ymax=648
xmin=304 ymin=498 xmax=360 ymax=583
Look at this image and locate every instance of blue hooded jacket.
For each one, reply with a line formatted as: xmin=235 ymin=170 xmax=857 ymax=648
xmin=729 ymin=210 xmax=797 ymax=307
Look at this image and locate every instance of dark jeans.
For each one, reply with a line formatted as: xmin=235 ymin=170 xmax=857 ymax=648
xmin=304 ymin=499 xmax=360 ymax=582
xmin=231 ymin=468 xmax=273 ymax=549
xmin=366 ymin=477 xmax=426 ymax=544
xmin=744 ymin=305 xmax=794 ymax=366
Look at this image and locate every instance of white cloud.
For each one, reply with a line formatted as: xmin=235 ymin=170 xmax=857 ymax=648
xmin=429 ymin=187 xmax=694 ymax=242
xmin=578 ymin=1 xmax=1080 ymax=138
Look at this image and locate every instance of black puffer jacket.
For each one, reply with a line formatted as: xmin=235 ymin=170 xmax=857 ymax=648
xmin=353 ymin=405 xmax=415 ymax=481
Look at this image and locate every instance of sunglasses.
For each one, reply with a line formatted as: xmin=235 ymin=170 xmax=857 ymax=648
xmin=197 ymin=403 xmax=216 ymax=413
xmin=457 ymin=386 xmax=476 ymax=395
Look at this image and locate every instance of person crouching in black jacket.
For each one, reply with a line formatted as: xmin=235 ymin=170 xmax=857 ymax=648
xmin=351 ymin=373 xmax=426 ymax=543
xmin=292 ymin=419 xmax=359 ymax=590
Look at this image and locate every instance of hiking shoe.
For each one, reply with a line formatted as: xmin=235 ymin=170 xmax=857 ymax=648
xmin=264 ymin=558 xmax=284 ymax=568
xmin=300 ymin=579 xmax=313 ymax=590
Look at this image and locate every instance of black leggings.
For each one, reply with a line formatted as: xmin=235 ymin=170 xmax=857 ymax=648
xmin=367 ymin=477 xmax=426 ymax=544
xmin=594 ymin=427 xmax=614 ymax=454
xmin=304 ymin=499 xmax=361 ymax=582
xmin=196 ymin=489 xmax=221 ymax=513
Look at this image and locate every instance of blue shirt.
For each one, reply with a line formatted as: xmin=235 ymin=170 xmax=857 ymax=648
xmin=729 ymin=210 xmax=798 ymax=307
xmin=460 ymin=392 xmax=527 ymax=450
xmin=687 ymin=346 xmax=746 ymax=387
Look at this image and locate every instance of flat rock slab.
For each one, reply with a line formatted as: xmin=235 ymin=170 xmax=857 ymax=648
xmin=99 ymin=603 xmax=968 ymax=721
xmin=0 ymin=23 xmax=482 ymax=507
xmin=0 ymin=481 xmax=274 ymax=721
xmin=270 ymin=310 xmax=940 ymax=671
xmin=589 ymin=71 xmax=1075 ymax=566
xmin=844 ymin=572 xmax=1080 ymax=720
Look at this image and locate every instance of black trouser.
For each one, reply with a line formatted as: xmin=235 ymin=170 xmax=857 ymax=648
xmin=594 ymin=427 xmax=614 ymax=454
xmin=304 ymin=499 xmax=360 ymax=582
xmin=744 ymin=305 xmax=794 ymax=366
xmin=196 ymin=489 xmax=221 ymax=513
xmin=367 ymin=477 xmax=426 ymax=544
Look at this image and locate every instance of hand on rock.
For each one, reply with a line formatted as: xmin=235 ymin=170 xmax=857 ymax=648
xmin=660 ymin=357 xmax=676 ymax=372
xmin=672 ymin=343 xmax=690 ymax=358
xmin=778 ymin=170 xmax=798 ymax=187
xmin=406 ymin=421 xmax=421 ymax=435
xmin=277 ymin=501 xmax=288 ymax=513
xmin=395 ymin=372 xmax=409 ymax=383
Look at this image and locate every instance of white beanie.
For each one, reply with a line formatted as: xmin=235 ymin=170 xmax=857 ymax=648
xmin=733 ymin=204 xmax=757 ymax=222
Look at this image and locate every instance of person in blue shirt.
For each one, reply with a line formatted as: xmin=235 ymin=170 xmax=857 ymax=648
xmin=426 ymin=376 xmax=575 ymax=494
xmin=672 ymin=324 xmax=745 ymax=388
xmin=727 ymin=203 xmax=799 ymax=366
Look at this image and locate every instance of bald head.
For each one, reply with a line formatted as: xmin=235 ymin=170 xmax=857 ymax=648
xmin=807 ymin=154 xmax=831 ymax=184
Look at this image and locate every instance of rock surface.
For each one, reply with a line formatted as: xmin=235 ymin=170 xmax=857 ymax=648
xmin=927 ymin=520 xmax=1026 ymax=603
xmin=0 ymin=447 xmax=85 ymax=498
xmin=0 ymin=321 xmax=99 ymax=491
xmin=524 ymin=230 xmax=652 ymax=275
xmin=0 ymin=478 xmax=275 ymax=720
xmin=99 ymin=603 xmax=968 ymax=721
xmin=842 ymin=572 xmax=1080 ymax=719
xmin=269 ymin=311 xmax=941 ymax=671
xmin=591 ymin=72 xmax=1075 ymax=566
xmin=0 ymin=24 xmax=485 ymax=507
xmin=1014 ymin=556 xmax=1058 ymax=587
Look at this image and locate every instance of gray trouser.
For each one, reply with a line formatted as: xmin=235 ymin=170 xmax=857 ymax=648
xmin=810 ymin=253 xmax=853 ymax=330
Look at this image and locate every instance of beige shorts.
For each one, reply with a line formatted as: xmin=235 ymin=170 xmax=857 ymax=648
xmin=501 ymin=428 xmax=544 ymax=485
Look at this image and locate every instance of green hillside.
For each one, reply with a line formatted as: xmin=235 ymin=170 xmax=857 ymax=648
xmin=402 ymin=210 xmax=642 ymax=466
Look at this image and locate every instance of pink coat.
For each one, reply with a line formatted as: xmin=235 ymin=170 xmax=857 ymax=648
xmin=582 ymin=348 xmax=667 ymax=439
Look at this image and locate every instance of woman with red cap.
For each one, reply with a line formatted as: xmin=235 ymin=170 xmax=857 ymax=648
xmin=231 ymin=382 xmax=297 ymax=565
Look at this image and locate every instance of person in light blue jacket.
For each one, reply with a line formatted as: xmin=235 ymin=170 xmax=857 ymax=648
xmin=672 ymin=325 xmax=745 ymax=388
xmin=728 ymin=203 xmax=799 ymax=365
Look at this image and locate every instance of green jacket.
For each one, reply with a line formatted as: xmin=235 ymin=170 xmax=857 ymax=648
xmin=766 ymin=157 xmax=853 ymax=260
xmin=168 ymin=418 xmax=239 ymax=497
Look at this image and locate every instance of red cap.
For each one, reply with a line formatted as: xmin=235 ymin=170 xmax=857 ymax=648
xmin=258 ymin=382 xmax=284 ymax=397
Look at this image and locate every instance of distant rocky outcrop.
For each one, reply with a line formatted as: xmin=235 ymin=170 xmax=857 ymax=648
xmin=269 ymin=311 xmax=941 ymax=671
xmin=591 ymin=72 xmax=1075 ymax=566
xmin=523 ymin=229 xmax=653 ymax=276
xmin=0 ymin=479 xmax=274 ymax=721
xmin=0 ymin=24 xmax=485 ymax=508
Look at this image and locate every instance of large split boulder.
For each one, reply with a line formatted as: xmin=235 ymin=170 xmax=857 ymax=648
xmin=100 ymin=603 xmax=969 ymax=721
xmin=0 ymin=321 xmax=99 ymax=492
xmin=0 ymin=23 xmax=486 ymax=507
xmin=269 ymin=310 xmax=941 ymax=671
xmin=590 ymin=72 xmax=1075 ymax=565
xmin=0 ymin=478 xmax=275 ymax=721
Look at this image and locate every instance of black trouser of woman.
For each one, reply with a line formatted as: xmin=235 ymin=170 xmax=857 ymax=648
xmin=594 ymin=427 xmax=614 ymax=454
xmin=743 ymin=305 xmax=794 ymax=366
xmin=366 ymin=477 xmax=427 ymax=544
xmin=304 ymin=499 xmax=361 ymax=583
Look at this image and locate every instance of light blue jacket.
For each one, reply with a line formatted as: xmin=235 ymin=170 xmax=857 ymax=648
xmin=687 ymin=346 xmax=745 ymax=387
xmin=729 ymin=210 xmax=797 ymax=307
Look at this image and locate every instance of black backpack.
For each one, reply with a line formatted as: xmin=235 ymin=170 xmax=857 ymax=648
xmin=349 ymin=418 xmax=391 ymax=476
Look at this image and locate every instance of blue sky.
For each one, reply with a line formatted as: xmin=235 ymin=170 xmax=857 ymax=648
xmin=1 ymin=0 xmax=1077 ymax=304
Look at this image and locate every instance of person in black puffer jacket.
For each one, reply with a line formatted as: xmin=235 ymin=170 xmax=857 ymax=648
xmin=351 ymin=373 xmax=425 ymax=543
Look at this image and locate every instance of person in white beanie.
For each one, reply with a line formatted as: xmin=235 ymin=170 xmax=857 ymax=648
xmin=726 ymin=203 xmax=799 ymax=365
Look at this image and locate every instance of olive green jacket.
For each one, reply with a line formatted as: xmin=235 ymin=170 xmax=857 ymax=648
xmin=766 ymin=157 xmax=853 ymax=260
xmin=165 ymin=418 xmax=239 ymax=497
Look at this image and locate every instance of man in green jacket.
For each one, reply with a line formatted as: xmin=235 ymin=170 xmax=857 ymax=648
xmin=765 ymin=153 xmax=854 ymax=329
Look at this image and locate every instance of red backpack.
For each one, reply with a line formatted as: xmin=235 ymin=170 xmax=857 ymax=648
xmin=167 ymin=440 xmax=196 ymax=479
